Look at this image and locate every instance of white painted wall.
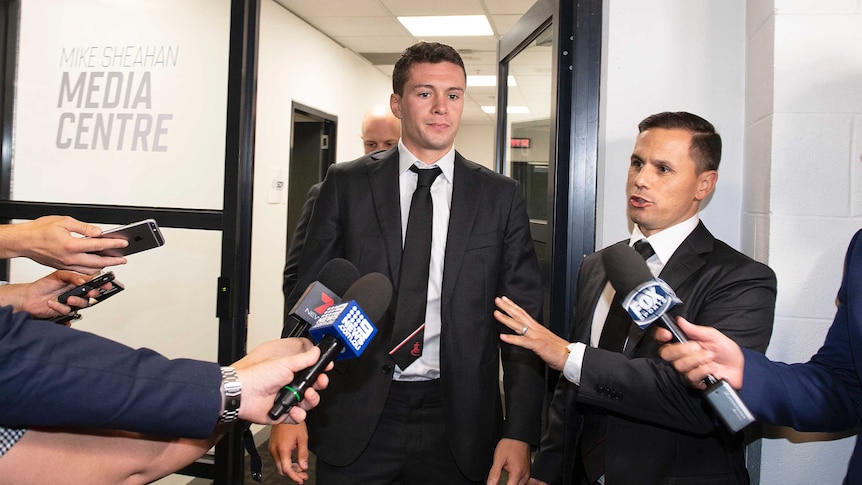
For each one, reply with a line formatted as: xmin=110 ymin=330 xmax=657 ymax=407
xmin=745 ymin=2 xmax=862 ymax=483
xmin=599 ymin=0 xmax=746 ymax=250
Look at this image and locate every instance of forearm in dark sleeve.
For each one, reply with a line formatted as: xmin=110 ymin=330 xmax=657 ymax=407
xmin=0 ymin=307 xmax=221 ymax=438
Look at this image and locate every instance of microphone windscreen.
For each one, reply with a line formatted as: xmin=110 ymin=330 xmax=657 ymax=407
xmin=601 ymin=243 xmax=654 ymax=296
xmin=316 ymin=258 xmax=360 ymax=297
xmin=341 ymin=272 xmax=393 ymax=323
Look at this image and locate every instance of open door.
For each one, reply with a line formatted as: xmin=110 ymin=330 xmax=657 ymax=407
xmin=495 ymin=0 xmax=602 ymax=393
xmin=287 ymin=102 xmax=337 ymax=254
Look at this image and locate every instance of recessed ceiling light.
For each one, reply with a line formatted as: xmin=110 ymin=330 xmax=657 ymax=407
xmin=480 ymin=105 xmax=529 ymax=114
xmin=398 ymin=15 xmax=493 ymax=37
xmin=467 ymin=75 xmax=517 ymax=87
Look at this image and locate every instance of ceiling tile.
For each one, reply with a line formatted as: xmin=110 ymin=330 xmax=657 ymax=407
xmin=381 ymin=0 xmax=486 ymax=16
xmin=274 ymin=0 xmax=390 ymax=18
xmin=309 ymin=16 xmax=408 ymax=37
xmin=482 ymin=0 xmax=538 ymax=16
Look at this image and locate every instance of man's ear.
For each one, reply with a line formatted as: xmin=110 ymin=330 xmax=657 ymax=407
xmin=695 ymin=170 xmax=718 ymax=201
xmin=390 ymin=93 xmax=402 ymax=119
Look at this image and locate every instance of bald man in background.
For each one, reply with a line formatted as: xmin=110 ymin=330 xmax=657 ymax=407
xmin=361 ymin=104 xmax=401 ymax=153
xmin=282 ymin=105 xmax=401 ymax=299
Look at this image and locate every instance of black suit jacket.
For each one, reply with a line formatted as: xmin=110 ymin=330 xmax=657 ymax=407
xmin=283 ymin=148 xmax=545 ymax=480
xmin=283 ymin=182 xmax=321 ymax=299
xmin=0 ymin=306 xmax=221 ymax=438
xmin=531 ymin=222 xmax=777 ymax=485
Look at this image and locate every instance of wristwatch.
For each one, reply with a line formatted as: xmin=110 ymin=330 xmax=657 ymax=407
xmin=219 ymin=366 xmax=242 ymax=423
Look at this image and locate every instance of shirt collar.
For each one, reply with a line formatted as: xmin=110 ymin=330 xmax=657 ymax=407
xmin=630 ymin=214 xmax=699 ymax=265
xmin=397 ymin=140 xmax=455 ymax=184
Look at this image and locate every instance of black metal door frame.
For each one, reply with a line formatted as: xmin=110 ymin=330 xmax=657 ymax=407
xmin=495 ymin=0 xmax=601 ymax=343
xmin=0 ymin=0 xmax=260 ymax=483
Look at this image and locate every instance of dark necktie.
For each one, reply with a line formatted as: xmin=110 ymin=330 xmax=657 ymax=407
xmin=583 ymin=239 xmax=655 ymax=483
xmin=597 ymin=239 xmax=655 ymax=351
xmin=389 ymin=165 xmax=442 ymax=370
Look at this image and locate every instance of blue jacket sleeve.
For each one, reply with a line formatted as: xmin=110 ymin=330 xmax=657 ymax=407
xmin=0 ymin=306 xmax=221 ymax=438
xmin=740 ymin=230 xmax=862 ymax=432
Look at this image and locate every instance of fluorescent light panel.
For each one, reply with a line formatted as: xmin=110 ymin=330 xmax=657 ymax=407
xmin=398 ymin=15 xmax=493 ymax=37
xmin=480 ymin=106 xmax=530 ymax=114
xmin=467 ymin=75 xmax=517 ymax=87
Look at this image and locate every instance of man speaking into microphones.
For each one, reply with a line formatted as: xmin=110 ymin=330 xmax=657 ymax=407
xmin=494 ymin=112 xmax=777 ymax=485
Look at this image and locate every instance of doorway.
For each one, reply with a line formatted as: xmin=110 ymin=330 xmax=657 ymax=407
xmin=286 ymin=102 xmax=337 ymax=253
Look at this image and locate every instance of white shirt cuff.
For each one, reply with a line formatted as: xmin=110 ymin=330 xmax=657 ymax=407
xmin=562 ymin=342 xmax=586 ymax=385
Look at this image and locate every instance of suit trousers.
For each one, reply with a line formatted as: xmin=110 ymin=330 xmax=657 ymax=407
xmin=315 ymin=379 xmax=482 ymax=485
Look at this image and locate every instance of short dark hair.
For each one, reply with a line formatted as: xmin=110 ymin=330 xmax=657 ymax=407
xmin=392 ymin=42 xmax=466 ymax=96
xmin=638 ymin=111 xmax=722 ymax=172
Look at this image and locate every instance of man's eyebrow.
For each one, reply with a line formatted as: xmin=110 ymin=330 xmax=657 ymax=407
xmin=410 ymin=84 xmax=465 ymax=92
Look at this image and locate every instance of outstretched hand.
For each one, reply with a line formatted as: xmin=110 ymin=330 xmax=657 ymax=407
xmin=0 ymin=216 xmax=128 ymax=274
xmin=0 ymin=270 xmax=109 ymax=319
xmin=494 ymin=296 xmax=570 ymax=371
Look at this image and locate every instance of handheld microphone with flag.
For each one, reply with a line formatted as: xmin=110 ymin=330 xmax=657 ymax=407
xmin=601 ymin=244 xmax=755 ymax=433
xmin=283 ymin=258 xmax=360 ymax=338
xmin=269 ymin=272 xmax=393 ymax=420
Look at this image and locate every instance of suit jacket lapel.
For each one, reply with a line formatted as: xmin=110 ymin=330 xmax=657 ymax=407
xmin=657 ymin=221 xmax=711 ymax=290
xmin=367 ymin=150 xmax=403 ymax=287
xmin=441 ymin=154 xmax=484 ymax=305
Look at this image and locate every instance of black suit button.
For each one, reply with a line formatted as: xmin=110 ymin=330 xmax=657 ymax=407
xmin=381 ymin=364 xmax=393 ymax=374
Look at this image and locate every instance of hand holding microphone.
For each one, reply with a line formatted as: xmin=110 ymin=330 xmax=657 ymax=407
xmin=601 ymin=244 xmax=755 ymax=433
xmin=269 ymin=272 xmax=393 ymax=420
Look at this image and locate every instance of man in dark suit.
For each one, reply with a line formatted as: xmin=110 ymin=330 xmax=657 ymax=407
xmin=657 ymin=229 xmax=862 ymax=483
xmin=270 ymin=41 xmax=545 ymax=485
xmin=494 ymin=112 xmax=777 ymax=484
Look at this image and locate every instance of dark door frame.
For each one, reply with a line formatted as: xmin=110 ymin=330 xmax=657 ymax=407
xmin=495 ymin=0 xmax=601 ymax=342
xmin=0 ymin=0 xmax=260 ymax=483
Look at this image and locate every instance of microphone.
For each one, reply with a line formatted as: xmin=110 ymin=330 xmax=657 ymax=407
xmin=601 ymin=244 xmax=755 ymax=433
xmin=283 ymin=258 xmax=360 ymax=338
xmin=269 ymin=272 xmax=393 ymax=420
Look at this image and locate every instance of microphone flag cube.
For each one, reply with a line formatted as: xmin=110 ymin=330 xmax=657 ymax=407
xmin=309 ymin=300 xmax=378 ymax=360
xmin=620 ymin=278 xmax=683 ymax=329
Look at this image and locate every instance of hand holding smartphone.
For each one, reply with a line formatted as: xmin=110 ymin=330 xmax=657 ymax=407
xmin=88 ymin=219 xmax=165 ymax=257
xmin=57 ymin=271 xmax=123 ymax=305
xmin=51 ymin=271 xmax=125 ymax=324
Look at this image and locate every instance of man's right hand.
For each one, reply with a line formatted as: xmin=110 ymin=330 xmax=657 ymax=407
xmin=269 ymin=422 xmax=311 ymax=484
xmin=656 ymin=316 xmax=745 ymax=390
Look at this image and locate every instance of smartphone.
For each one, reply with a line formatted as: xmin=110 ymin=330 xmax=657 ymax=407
xmin=57 ymin=271 xmax=124 ymax=305
xmin=52 ymin=272 xmax=125 ymax=324
xmin=89 ymin=219 xmax=165 ymax=257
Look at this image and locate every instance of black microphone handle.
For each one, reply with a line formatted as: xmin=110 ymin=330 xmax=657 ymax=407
xmin=658 ymin=313 xmax=718 ymax=386
xmin=284 ymin=313 xmax=311 ymax=338
xmin=268 ymin=334 xmax=342 ymax=420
